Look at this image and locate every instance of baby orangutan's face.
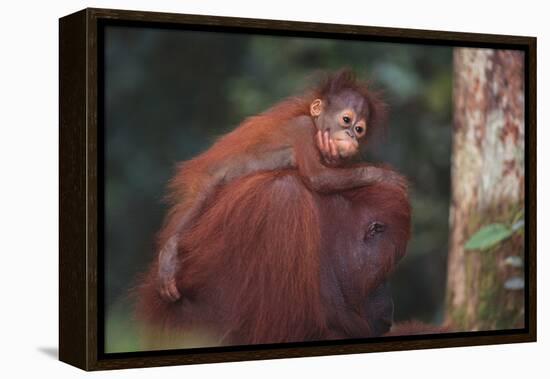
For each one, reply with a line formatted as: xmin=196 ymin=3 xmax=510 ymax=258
xmin=310 ymin=91 xmax=368 ymax=159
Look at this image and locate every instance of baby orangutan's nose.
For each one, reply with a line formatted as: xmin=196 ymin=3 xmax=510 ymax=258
xmin=345 ymin=130 xmax=356 ymax=139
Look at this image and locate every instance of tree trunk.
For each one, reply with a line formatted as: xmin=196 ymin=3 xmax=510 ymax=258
xmin=446 ymin=48 xmax=525 ymax=331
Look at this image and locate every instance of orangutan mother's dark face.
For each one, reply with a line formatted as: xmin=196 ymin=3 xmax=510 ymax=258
xmin=317 ymin=184 xmax=410 ymax=338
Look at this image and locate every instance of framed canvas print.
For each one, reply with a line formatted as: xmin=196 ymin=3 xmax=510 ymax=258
xmin=59 ymin=8 xmax=536 ymax=371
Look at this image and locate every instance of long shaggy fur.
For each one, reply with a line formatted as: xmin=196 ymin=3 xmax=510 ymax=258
xmin=136 ymin=169 xmax=411 ymax=346
xmin=136 ymin=70 xmax=407 ymax=347
xmin=157 ymin=69 xmax=387 ymax=246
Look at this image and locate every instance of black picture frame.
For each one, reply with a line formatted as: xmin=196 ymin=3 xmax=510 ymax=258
xmin=59 ymin=7 xmax=537 ymax=371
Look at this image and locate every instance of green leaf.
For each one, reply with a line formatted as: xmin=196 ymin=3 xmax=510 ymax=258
xmin=464 ymin=223 xmax=513 ymax=251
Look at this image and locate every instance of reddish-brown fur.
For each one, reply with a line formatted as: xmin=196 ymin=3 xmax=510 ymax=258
xmin=157 ymin=95 xmax=313 ymax=245
xmin=135 ymin=70 xmax=439 ymax=345
xmin=157 ymin=70 xmax=387 ymax=248
xmin=136 ymin=168 xmax=411 ymax=346
xmin=154 ymin=70 xmax=403 ymax=305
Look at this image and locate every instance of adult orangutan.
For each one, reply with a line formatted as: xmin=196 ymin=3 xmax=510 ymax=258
xmin=155 ymin=69 xmax=407 ymax=302
xmin=136 ymin=168 xmax=412 ymax=346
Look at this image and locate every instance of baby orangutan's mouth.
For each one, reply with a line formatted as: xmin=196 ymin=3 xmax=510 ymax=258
xmin=334 ymin=138 xmax=359 ymax=158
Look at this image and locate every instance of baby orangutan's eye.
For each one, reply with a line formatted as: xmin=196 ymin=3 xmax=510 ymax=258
xmin=355 ymin=126 xmax=364 ymax=134
xmin=343 ymin=116 xmax=351 ymax=124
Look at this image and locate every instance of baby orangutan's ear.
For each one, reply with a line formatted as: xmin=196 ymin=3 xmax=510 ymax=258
xmin=310 ymin=99 xmax=323 ymax=117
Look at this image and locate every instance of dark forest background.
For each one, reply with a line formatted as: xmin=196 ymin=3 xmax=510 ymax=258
xmin=103 ymin=25 xmax=453 ymax=352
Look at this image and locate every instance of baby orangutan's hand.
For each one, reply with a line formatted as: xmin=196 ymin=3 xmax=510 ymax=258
xmin=158 ymin=236 xmax=182 ymax=302
xmin=316 ymin=130 xmax=341 ymax=167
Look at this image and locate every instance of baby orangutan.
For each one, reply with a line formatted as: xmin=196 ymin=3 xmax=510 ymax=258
xmin=157 ymin=69 xmax=404 ymax=301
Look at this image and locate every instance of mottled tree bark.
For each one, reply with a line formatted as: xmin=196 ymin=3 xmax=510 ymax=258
xmin=446 ymin=49 xmax=525 ymax=331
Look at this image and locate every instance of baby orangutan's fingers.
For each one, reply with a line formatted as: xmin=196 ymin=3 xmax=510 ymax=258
xmin=316 ymin=131 xmax=333 ymax=163
xmin=316 ymin=131 xmax=326 ymax=153
xmin=328 ymin=139 xmax=339 ymax=160
xmin=323 ymin=131 xmax=331 ymax=153
xmin=315 ymin=131 xmax=340 ymax=166
xmin=160 ymin=279 xmax=181 ymax=302
xmin=322 ymin=132 xmax=336 ymax=164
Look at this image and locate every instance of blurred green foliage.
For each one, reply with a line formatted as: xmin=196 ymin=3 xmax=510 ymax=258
xmin=104 ymin=25 xmax=452 ymax=352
